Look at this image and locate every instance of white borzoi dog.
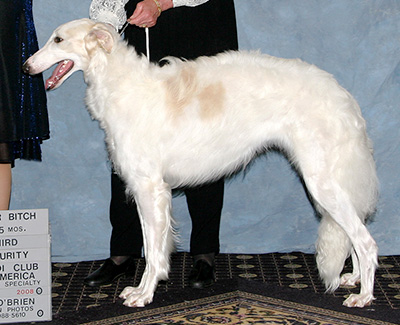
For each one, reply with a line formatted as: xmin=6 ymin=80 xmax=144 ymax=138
xmin=24 ymin=19 xmax=379 ymax=308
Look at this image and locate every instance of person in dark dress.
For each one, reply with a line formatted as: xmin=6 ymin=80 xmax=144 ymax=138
xmin=85 ymin=0 xmax=238 ymax=289
xmin=0 ymin=0 xmax=50 ymax=209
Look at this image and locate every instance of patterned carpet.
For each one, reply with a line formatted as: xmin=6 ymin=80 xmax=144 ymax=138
xmin=43 ymin=252 xmax=400 ymax=324
xmin=78 ymin=291 xmax=394 ymax=325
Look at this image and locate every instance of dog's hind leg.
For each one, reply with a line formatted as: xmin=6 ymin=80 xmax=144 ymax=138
xmin=341 ymin=226 xmax=377 ymax=308
xmin=312 ymin=182 xmax=378 ymax=307
xmin=340 ymin=249 xmax=361 ymax=286
xmin=120 ymin=179 xmax=175 ymax=307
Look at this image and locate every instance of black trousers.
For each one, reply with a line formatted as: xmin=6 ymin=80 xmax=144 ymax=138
xmin=110 ymin=0 xmax=238 ymax=257
xmin=110 ymin=173 xmax=224 ymax=257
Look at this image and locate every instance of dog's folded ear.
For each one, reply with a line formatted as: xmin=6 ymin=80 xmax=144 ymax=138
xmin=85 ymin=24 xmax=115 ymax=55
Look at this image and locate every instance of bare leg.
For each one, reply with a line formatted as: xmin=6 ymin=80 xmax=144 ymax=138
xmin=0 ymin=163 xmax=11 ymax=210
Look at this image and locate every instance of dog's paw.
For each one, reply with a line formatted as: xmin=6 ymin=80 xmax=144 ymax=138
xmin=343 ymin=293 xmax=374 ymax=308
xmin=122 ymin=292 xmax=154 ymax=307
xmin=123 ymin=295 xmax=153 ymax=307
xmin=340 ymin=273 xmax=360 ymax=287
xmin=119 ymin=286 xmax=154 ymax=307
xmin=119 ymin=286 xmax=138 ymax=299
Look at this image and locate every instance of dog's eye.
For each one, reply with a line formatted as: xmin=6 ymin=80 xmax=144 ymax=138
xmin=54 ymin=36 xmax=64 ymax=43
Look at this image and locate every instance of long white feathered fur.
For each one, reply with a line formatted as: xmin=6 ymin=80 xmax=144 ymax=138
xmin=24 ymin=19 xmax=379 ymax=308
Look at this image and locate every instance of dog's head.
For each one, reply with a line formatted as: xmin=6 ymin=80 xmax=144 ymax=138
xmin=23 ymin=18 xmax=118 ymax=90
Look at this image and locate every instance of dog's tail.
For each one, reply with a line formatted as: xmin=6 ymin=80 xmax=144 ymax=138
xmin=315 ymin=213 xmax=352 ymax=291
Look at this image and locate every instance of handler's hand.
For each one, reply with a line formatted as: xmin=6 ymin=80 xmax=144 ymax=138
xmin=128 ymin=0 xmax=173 ymax=28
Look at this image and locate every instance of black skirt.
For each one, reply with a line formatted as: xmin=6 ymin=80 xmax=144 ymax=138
xmin=0 ymin=0 xmax=49 ymax=164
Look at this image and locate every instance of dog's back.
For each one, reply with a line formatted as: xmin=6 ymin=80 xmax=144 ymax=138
xmin=90 ymin=45 xmax=376 ymax=200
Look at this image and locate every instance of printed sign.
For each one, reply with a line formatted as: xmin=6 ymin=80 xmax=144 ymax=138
xmin=0 ymin=209 xmax=51 ymax=323
xmin=0 ymin=294 xmax=52 ymax=323
xmin=0 ymin=209 xmax=49 ymax=236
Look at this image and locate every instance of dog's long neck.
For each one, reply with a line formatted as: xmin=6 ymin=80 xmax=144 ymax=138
xmin=88 ymin=39 xmax=151 ymax=81
xmin=85 ymin=39 xmax=154 ymax=121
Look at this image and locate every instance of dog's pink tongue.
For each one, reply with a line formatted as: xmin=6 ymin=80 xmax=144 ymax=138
xmin=46 ymin=60 xmax=74 ymax=90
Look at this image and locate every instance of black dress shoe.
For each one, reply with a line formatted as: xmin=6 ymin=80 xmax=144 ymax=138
xmin=189 ymin=259 xmax=215 ymax=289
xmin=84 ymin=257 xmax=136 ymax=287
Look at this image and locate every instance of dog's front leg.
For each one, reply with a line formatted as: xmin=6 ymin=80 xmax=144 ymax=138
xmin=120 ymin=179 xmax=175 ymax=307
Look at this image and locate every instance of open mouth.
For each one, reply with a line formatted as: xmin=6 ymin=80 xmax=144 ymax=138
xmin=46 ymin=59 xmax=74 ymax=90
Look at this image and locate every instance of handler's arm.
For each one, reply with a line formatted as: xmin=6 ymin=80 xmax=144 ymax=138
xmin=127 ymin=0 xmax=209 ymax=27
xmin=89 ymin=0 xmax=130 ymax=30
xmin=89 ymin=0 xmax=209 ymax=30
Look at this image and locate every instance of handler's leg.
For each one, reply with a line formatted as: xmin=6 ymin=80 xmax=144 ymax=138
xmin=84 ymin=172 xmax=142 ymax=287
xmin=0 ymin=163 xmax=11 ymax=210
xmin=185 ymin=179 xmax=224 ymax=288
